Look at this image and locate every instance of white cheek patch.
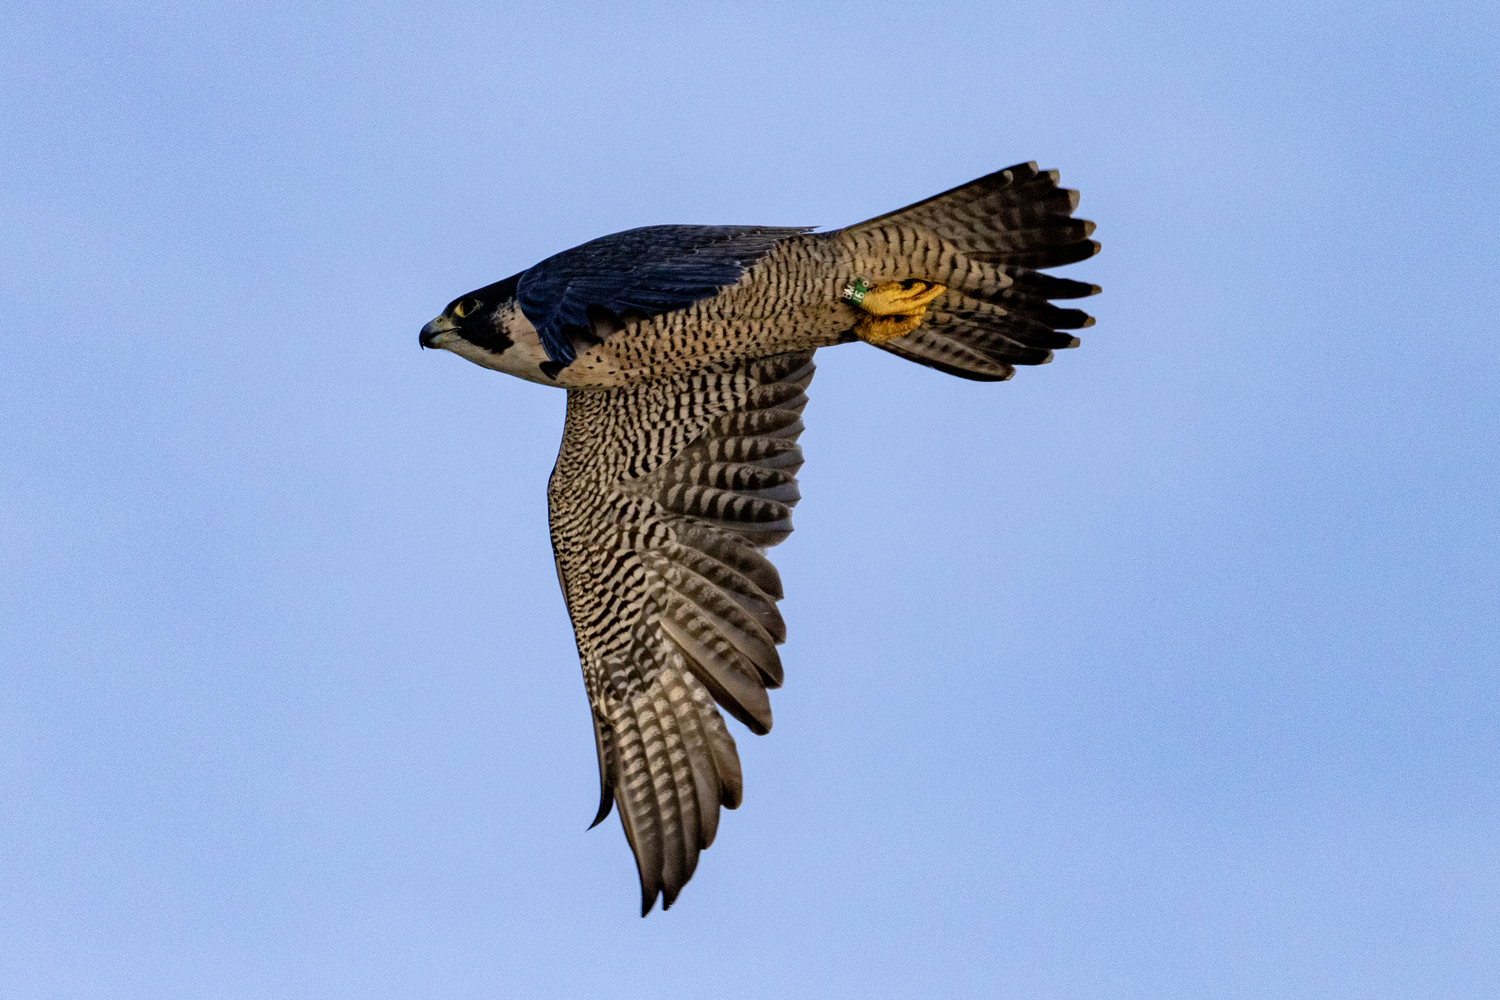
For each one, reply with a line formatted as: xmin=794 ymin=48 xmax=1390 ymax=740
xmin=444 ymin=337 xmax=508 ymax=372
xmin=437 ymin=301 xmax=627 ymax=388
xmin=440 ymin=308 xmax=559 ymax=387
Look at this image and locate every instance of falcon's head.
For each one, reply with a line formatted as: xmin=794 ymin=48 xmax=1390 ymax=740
xmin=419 ymin=273 xmax=554 ymax=385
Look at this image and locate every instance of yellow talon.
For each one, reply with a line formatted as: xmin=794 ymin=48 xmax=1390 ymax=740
xmin=859 ymin=278 xmax=946 ymax=316
xmin=842 ymin=278 xmax=946 ymax=344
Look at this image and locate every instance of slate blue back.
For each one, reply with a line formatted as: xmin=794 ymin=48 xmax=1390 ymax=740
xmin=516 ymin=225 xmax=812 ymax=364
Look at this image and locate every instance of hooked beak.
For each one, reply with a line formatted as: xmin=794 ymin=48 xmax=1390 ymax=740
xmin=419 ymin=316 xmax=452 ymax=349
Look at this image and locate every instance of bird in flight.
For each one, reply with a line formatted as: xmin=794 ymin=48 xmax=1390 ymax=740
xmin=420 ymin=162 xmax=1100 ymax=914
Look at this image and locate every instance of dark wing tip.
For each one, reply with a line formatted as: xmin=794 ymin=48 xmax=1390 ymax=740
xmin=587 ymin=794 xmax=614 ymax=830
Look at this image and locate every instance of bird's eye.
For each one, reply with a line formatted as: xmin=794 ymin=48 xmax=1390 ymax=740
xmin=453 ymin=298 xmax=481 ymax=319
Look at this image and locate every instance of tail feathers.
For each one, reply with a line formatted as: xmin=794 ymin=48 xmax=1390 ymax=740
xmin=849 ymin=161 xmax=1100 ymax=268
xmin=935 ymin=294 xmax=1085 ymax=349
xmin=961 ymin=217 xmax=1095 ymax=257
xmin=858 ymin=161 xmax=1101 ymax=381
xmin=965 ymin=237 xmax=1099 ymax=270
xmin=876 ymin=329 xmax=1016 ymax=382
xmin=1007 ymin=269 xmax=1101 ymax=300
xmin=990 ymin=286 xmax=1097 ymax=329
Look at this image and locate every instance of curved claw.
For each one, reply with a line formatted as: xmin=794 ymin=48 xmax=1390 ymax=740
xmin=860 ymin=278 xmax=946 ymax=316
xmin=845 ymin=278 xmax=947 ymax=344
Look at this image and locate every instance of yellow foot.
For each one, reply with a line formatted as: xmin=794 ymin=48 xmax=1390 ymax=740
xmin=855 ymin=312 xmax=925 ymax=344
xmin=841 ymin=278 xmax=946 ymax=344
xmin=859 ymin=278 xmax=946 ymax=315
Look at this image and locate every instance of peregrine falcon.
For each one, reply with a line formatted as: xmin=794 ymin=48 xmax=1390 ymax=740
xmin=420 ymin=162 xmax=1099 ymax=914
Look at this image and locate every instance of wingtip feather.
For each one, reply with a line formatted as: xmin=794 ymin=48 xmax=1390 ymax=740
xmin=587 ymin=795 xmax=613 ymax=829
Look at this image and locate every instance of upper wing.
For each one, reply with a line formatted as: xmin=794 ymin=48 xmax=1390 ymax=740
xmin=547 ymin=350 xmax=814 ymax=914
xmin=517 ymin=225 xmax=812 ymax=365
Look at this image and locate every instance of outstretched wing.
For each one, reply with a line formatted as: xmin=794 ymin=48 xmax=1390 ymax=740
xmin=547 ymin=350 xmax=814 ymax=915
xmin=517 ymin=225 xmax=812 ymax=365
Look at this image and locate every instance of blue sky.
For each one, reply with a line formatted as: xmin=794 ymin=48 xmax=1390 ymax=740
xmin=3 ymin=1 xmax=1497 ymax=996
